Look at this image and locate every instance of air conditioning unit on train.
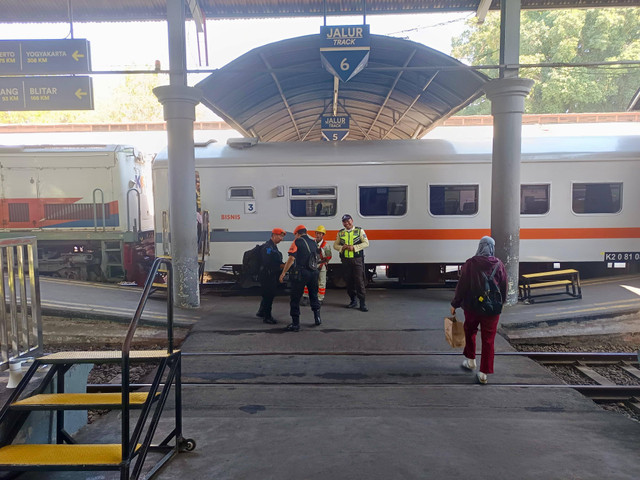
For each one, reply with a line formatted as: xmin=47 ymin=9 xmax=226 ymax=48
xmin=227 ymin=137 xmax=258 ymax=149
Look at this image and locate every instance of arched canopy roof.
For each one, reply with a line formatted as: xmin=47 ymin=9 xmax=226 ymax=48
xmin=196 ymin=34 xmax=489 ymax=142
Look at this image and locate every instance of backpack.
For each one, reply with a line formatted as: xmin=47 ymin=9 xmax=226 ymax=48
xmin=242 ymin=243 xmax=265 ymax=281
xmin=472 ymin=264 xmax=503 ymax=315
xmin=300 ymin=237 xmax=318 ymax=271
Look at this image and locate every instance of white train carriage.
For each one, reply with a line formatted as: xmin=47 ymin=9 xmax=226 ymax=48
xmin=153 ymin=135 xmax=640 ymax=283
xmin=0 ymin=144 xmax=154 ymax=281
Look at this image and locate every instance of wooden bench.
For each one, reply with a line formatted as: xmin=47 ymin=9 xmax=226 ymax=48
xmin=519 ymin=269 xmax=582 ymax=304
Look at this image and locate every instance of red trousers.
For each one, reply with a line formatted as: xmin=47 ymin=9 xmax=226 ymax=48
xmin=462 ymin=309 xmax=500 ymax=374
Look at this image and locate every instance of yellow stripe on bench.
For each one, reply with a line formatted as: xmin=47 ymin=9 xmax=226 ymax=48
xmin=527 ymin=280 xmax=573 ymax=289
xmin=521 ymin=269 xmax=578 ymax=279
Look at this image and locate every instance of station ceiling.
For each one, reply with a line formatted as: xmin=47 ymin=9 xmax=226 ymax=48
xmin=196 ymin=34 xmax=489 ymax=142
xmin=4 ymin=0 xmax=640 ymax=23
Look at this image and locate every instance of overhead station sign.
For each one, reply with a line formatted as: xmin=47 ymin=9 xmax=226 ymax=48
xmin=0 ymin=39 xmax=91 ymax=75
xmin=320 ymin=25 xmax=370 ymax=82
xmin=0 ymin=76 xmax=94 ymax=111
xmin=321 ymin=115 xmax=350 ymax=141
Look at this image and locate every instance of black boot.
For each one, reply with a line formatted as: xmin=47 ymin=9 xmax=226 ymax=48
xmin=359 ymin=300 xmax=368 ymax=312
xmin=313 ymin=310 xmax=322 ymax=326
xmin=285 ymin=318 xmax=300 ymax=332
xmin=346 ymin=298 xmax=358 ymax=308
xmin=256 ymin=309 xmax=266 ymax=318
xmin=263 ymin=316 xmax=277 ymax=324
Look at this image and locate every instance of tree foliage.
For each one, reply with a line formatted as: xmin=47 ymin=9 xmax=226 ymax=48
xmin=451 ymin=8 xmax=640 ymax=114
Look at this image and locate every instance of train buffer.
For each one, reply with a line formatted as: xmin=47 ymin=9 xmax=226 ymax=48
xmin=518 ymin=269 xmax=582 ymax=304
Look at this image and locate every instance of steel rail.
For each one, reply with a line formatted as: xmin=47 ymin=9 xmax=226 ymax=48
xmin=166 ymin=351 xmax=638 ymax=361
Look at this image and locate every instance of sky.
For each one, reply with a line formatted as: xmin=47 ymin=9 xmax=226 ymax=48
xmin=0 ymin=12 xmax=474 ymax=72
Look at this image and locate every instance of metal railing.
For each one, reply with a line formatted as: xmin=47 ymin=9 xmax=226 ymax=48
xmin=0 ymin=237 xmax=42 ymax=371
xmin=92 ymin=188 xmax=107 ymax=232
xmin=121 ymin=256 xmax=177 ymax=469
xmin=126 ymin=188 xmax=142 ymax=233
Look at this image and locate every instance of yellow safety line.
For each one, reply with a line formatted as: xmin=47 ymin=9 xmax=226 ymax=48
xmin=550 ymin=297 xmax=640 ymax=311
xmin=581 ymin=276 xmax=640 ymax=286
xmin=532 ymin=300 xmax=640 ymax=318
xmin=41 ymin=300 xmax=199 ymax=321
xmin=41 ymin=277 xmax=139 ymax=292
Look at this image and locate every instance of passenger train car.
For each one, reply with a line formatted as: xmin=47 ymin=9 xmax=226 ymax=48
xmin=0 ymin=144 xmax=154 ymax=281
xmin=153 ymin=135 xmax=640 ymax=284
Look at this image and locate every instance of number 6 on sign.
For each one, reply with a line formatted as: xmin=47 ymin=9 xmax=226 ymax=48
xmin=340 ymin=58 xmax=350 ymax=71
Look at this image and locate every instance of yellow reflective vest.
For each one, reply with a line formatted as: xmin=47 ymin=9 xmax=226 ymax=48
xmin=337 ymin=227 xmax=365 ymax=258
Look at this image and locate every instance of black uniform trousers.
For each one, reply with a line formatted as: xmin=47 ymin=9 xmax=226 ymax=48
xmin=342 ymin=256 xmax=366 ymax=301
xmin=289 ymin=268 xmax=320 ymax=324
xmin=258 ymin=270 xmax=279 ymax=319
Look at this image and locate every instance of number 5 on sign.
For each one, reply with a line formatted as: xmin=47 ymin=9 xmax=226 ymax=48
xmin=245 ymin=201 xmax=256 ymax=214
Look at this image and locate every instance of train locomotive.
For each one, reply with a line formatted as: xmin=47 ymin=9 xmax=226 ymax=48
xmin=0 ymin=144 xmax=154 ymax=282
xmin=153 ymin=135 xmax=640 ymax=285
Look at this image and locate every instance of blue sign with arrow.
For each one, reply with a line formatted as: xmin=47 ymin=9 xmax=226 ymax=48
xmin=0 ymin=76 xmax=93 ymax=111
xmin=0 ymin=39 xmax=91 ymax=75
xmin=320 ymin=25 xmax=370 ymax=83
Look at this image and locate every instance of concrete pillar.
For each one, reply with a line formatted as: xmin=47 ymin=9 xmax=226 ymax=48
xmin=499 ymin=0 xmax=522 ymax=79
xmin=153 ymin=85 xmax=202 ymax=308
xmin=483 ymin=78 xmax=534 ymax=306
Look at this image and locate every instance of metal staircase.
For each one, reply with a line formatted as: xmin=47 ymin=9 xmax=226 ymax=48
xmin=0 ymin=257 xmax=194 ymax=479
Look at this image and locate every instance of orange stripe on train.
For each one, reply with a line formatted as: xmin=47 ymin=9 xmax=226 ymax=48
xmin=323 ymin=228 xmax=639 ymax=241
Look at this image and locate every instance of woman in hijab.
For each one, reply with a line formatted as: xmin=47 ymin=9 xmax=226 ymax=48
xmin=450 ymin=236 xmax=507 ymax=384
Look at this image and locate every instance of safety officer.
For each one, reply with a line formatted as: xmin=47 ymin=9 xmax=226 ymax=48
xmin=256 ymin=227 xmax=286 ymax=324
xmin=279 ymin=225 xmax=321 ymax=331
xmin=333 ymin=214 xmax=369 ymax=312
xmin=301 ymin=225 xmax=332 ymax=305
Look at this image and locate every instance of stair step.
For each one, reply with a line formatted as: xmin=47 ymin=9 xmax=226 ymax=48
xmin=11 ymin=392 xmax=155 ymax=410
xmin=39 ymin=350 xmax=177 ymax=364
xmin=0 ymin=444 xmax=138 ymax=467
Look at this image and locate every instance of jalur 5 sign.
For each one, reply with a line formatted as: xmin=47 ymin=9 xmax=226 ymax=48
xmin=321 ymin=115 xmax=350 ymax=141
xmin=320 ymin=25 xmax=370 ymax=83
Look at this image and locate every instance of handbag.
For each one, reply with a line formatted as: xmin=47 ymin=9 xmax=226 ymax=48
xmin=444 ymin=315 xmax=465 ymax=348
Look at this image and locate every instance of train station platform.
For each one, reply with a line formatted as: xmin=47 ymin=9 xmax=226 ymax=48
xmin=9 ymin=273 xmax=640 ymax=479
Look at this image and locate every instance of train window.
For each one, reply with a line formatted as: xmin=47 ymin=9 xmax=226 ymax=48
xmin=359 ymin=186 xmax=407 ymax=216
xmin=228 ymin=187 xmax=254 ymax=200
xmin=572 ymin=183 xmax=622 ymax=214
xmin=289 ymin=187 xmax=337 ymax=217
xmin=9 ymin=203 xmax=29 ymax=222
xmin=521 ymin=184 xmax=550 ymax=215
xmin=429 ymin=185 xmax=478 ymax=216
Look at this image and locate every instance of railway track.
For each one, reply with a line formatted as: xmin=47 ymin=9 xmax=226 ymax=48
xmin=85 ymin=351 xmax=640 ymax=406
